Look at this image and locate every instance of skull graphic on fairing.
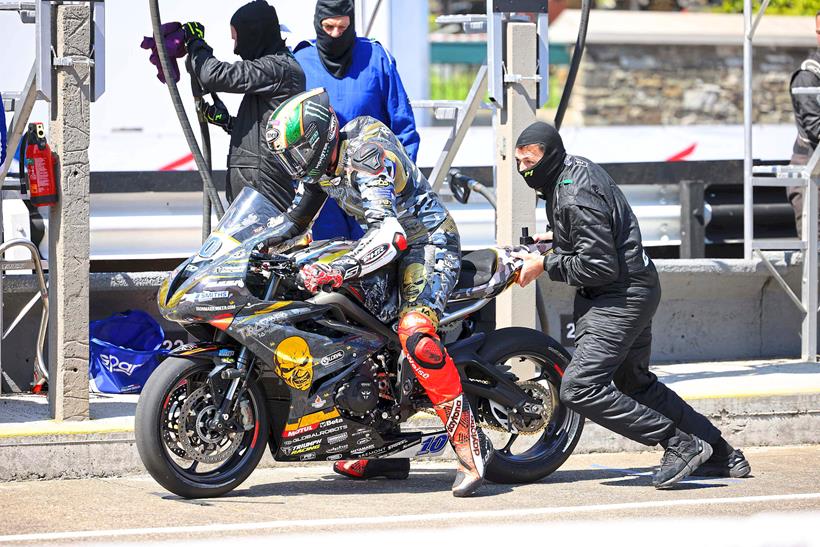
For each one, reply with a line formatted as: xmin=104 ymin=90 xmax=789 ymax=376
xmin=274 ymin=336 xmax=314 ymax=390
xmin=402 ymin=263 xmax=427 ymax=303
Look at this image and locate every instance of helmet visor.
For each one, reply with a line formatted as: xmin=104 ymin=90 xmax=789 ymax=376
xmin=272 ymin=137 xmax=317 ymax=180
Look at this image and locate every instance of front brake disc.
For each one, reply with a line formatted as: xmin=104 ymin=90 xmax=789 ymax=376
xmin=178 ymin=386 xmax=245 ymax=464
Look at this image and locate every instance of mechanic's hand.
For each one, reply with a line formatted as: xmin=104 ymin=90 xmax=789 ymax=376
xmin=511 ymin=250 xmax=545 ymax=288
xmin=201 ymin=99 xmax=232 ymax=134
xmin=182 ymin=22 xmax=205 ymax=48
xmin=299 ymin=263 xmax=343 ymax=294
xmin=533 ymin=231 xmax=553 ymax=242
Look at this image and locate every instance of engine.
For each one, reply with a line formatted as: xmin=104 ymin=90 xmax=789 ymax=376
xmin=334 ymin=375 xmax=379 ymax=417
xmin=333 ymin=352 xmax=396 ymax=423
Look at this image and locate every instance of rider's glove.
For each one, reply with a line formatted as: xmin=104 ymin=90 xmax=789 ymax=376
xmin=299 ymin=263 xmax=343 ymax=294
xmin=201 ymin=98 xmax=232 ymax=134
xmin=182 ymin=21 xmax=205 ymax=49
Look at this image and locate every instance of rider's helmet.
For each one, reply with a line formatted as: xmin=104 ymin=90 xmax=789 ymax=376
xmin=265 ymin=88 xmax=339 ymax=184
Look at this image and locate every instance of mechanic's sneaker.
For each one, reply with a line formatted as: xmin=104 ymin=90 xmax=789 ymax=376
xmin=653 ymin=430 xmax=713 ymax=489
xmin=332 ymin=458 xmax=410 ymax=480
xmin=695 ymin=449 xmax=751 ymax=478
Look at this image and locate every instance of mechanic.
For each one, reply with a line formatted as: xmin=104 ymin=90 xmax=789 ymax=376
xmin=292 ymin=0 xmax=420 ymax=241
xmin=261 ymin=88 xmax=492 ymax=497
xmin=184 ymin=0 xmax=305 ymax=211
xmin=511 ymin=122 xmax=750 ymax=489
xmin=786 ymin=10 xmax=820 ymax=238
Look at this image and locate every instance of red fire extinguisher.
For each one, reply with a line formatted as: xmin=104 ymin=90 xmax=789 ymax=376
xmin=25 ymin=122 xmax=58 ymax=207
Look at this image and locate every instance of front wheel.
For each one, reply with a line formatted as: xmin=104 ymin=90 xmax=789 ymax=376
xmin=467 ymin=327 xmax=583 ymax=484
xmin=135 ymin=357 xmax=269 ymax=498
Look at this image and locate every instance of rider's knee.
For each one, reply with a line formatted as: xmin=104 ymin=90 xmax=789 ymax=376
xmin=404 ymin=332 xmax=445 ymax=369
xmin=398 ymin=311 xmax=444 ymax=369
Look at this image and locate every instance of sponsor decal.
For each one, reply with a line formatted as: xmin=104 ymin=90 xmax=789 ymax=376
xmin=195 ymin=305 xmax=236 ymax=312
xmin=361 ymin=244 xmax=389 ymax=266
xmin=327 ymin=453 xmax=343 ymax=461
xmin=320 ymin=350 xmax=345 ymax=367
xmin=99 ymin=354 xmax=143 ymax=377
xmin=182 ymin=291 xmax=230 ymax=303
xmin=206 ymin=279 xmax=244 ymax=289
xmin=327 ymin=444 xmax=349 ymax=454
xmin=300 ymin=452 xmax=317 ymax=461
xmin=351 ymin=429 xmax=371 ymax=438
xmin=327 ymin=433 xmax=348 ymax=444
xmin=357 ymin=436 xmax=373 ymax=446
xmin=320 ymin=417 xmax=344 ymax=428
xmin=283 ymin=408 xmax=341 ymax=434
xmin=291 ymin=442 xmax=321 ymax=456
xmin=214 ymin=265 xmax=246 ymax=275
xmin=446 ymin=399 xmax=463 ymax=436
xmin=351 ymin=443 xmax=376 ymax=455
xmin=282 ymin=423 xmax=319 ymax=439
xmin=274 ymin=336 xmax=314 ymax=391
xmin=311 ymin=394 xmax=327 ymax=409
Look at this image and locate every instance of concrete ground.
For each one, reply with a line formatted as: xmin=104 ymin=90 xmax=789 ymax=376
xmin=0 ymin=445 xmax=817 ymax=545
xmin=1 ymin=358 xmax=819 ymax=481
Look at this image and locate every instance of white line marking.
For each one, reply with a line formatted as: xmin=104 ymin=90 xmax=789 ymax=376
xmin=1 ymin=492 xmax=819 ymax=543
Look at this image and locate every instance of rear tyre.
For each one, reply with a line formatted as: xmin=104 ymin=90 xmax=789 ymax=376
xmin=135 ymin=357 xmax=268 ymax=498
xmin=467 ymin=327 xmax=583 ymax=484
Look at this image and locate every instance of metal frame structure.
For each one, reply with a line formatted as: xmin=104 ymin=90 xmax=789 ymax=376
xmin=743 ymin=0 xmax=820 ymax=361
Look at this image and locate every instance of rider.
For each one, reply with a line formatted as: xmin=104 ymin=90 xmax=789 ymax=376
xmin=261 ymin=88 xmax=493 ymax=498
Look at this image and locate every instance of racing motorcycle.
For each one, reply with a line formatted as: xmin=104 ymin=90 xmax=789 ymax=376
xmin=135 ymin=187 xmax=584 ymax=498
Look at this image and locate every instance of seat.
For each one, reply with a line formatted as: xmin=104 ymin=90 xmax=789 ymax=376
xmin=454 ymin=248 xmax=498 ymax=291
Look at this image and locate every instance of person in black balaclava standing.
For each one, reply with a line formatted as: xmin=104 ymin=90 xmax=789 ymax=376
xmin=511 ymin=122 xmax=751 ymax=489
xmin=183 ymin=1 xmax=306 ymax=211
xmin=292 ymin=0 xmax=419 ymax=242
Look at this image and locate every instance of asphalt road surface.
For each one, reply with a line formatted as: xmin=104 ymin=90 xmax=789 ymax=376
xmin=1 ymin=445 xmax=818 ymax=545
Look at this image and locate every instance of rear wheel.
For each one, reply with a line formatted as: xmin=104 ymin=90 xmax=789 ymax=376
xmin=466 ymin=327 xmax=583 ymax=484
xmin=135 ymin=357 xmax=269 ymax=498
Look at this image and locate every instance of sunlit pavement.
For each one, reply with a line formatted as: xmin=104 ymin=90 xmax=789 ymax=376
xmin=0 ymin=445 xmax=818 ymax=545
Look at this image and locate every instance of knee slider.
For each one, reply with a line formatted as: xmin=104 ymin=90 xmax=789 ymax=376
xmin=405 ymin=333 xmax=445 ymax=369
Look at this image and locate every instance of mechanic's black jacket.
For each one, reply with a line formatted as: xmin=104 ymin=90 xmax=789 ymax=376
xmin=791 ymin=49 xmax=820 ymax=157
xmin=543 ymin=155 xmax=653 ymax=296
xmin=188 ymin=40 xmax=305 ymax=210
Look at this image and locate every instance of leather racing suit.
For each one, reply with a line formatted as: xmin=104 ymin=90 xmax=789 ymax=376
xmin=269 ymin=116 xmax=492 ymax=495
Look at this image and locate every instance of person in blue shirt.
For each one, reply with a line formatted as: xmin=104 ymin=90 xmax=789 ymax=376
xmin=293 ymin=0 xmax=420 ymax=241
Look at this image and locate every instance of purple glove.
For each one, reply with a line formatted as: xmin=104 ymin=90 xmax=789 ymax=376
xmin=140 ymin=22 xmax=187 ymax=84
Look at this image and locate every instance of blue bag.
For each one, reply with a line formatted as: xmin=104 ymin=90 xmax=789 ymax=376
xmin=89 ymin=310 xmax=169 ymax=394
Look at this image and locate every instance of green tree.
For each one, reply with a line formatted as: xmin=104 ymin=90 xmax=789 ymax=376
xmin=718 ymin=0 xmax=820 ymax=16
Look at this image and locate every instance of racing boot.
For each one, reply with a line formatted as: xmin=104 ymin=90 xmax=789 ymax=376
xmin=653 ymin=429 xmax=713 ymax=489
xmin=332 ymin=458 xmax=410 ymax=480
xmin=434 ymin=394 xmax=494 ymax=497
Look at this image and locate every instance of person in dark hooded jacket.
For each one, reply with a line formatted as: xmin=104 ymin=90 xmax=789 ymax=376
xmin=184 ymin=1 xmax=306 ymax=212
xmin=292 ymin=0 xmax=419 ymax=242
xmin=511 ymin=122 xmax=750 ymax=489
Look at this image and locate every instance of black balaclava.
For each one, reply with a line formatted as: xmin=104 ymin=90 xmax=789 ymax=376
xmin=230 ymin=0 xmax=285 ymax=61
xmin=314 ymin=0 xmax=356 ymax=78
xmin=515 ymin=121 xmax=566 ymax=198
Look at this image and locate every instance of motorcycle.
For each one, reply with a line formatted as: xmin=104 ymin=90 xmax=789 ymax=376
xmin=135 ymin=187 xmax=584 ymax=498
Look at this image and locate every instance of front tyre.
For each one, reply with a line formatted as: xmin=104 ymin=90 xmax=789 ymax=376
xmin=135 ymin=357 xmax=268 ymax=498
xmin=469 ymin=328 xmax=583 ymax=484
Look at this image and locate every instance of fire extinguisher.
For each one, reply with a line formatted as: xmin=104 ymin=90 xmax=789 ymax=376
xmin=24 ymin=122 xmax=58 ymax=207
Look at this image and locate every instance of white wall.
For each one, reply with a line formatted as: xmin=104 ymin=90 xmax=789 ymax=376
xmin=0 ymin=0 xmax=431 ymax=171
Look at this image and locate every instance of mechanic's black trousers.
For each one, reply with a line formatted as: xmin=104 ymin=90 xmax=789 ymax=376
xmin=559 ymin=269 xmax=722 ymax=446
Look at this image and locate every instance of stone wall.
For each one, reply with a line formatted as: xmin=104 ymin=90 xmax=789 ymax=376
xmin=575 ymin=43 xmax=815 ymax=125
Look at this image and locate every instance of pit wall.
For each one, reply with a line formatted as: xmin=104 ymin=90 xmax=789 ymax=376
xmin=0 ymin=253 xmax=808 ymax=392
